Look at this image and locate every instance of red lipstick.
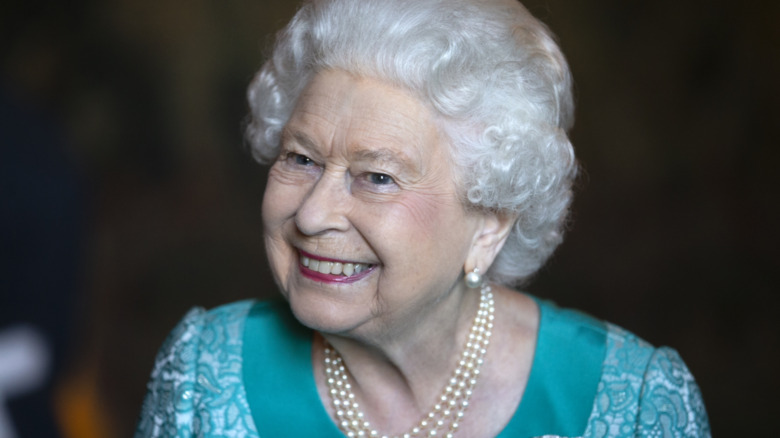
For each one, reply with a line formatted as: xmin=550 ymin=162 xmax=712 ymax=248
xmin=299 ymin=264 xmax=375 ymax=283
xmin=297 ymin=250 xmax=375 ymax=284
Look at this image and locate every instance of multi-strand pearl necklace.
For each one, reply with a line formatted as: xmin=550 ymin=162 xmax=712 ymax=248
xmin=323 ymin=284 xmax=495 ymax=438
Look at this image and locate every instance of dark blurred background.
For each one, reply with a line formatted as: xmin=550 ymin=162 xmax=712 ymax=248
xmin=0 ymin=0 xmax=777 ymax=436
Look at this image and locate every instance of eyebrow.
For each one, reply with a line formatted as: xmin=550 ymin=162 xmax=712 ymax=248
xmin=282 ymin=129 xmax=319 ymax=152
xmin=353 ymin=147 xmax=413 ymax=166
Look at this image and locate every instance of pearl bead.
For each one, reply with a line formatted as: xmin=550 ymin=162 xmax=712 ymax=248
xmin=465 ymin=269 xmax=482 ymax=288
xmin=324 ymin=284 xmax=494 ymax=438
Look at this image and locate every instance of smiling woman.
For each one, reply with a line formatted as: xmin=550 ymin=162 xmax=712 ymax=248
xmin=134 ymin=0 xmax=710 ymax=437
xmin=262 ymin=71 xmax=484 ymax=339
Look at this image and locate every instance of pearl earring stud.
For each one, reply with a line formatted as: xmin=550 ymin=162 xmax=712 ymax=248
xmin=465 ymin=268 xmax=482 ymax=288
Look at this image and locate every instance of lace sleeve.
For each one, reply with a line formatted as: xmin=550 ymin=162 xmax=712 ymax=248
xmin=635 ymin=347 xmax=711 ymax=438
xmin=134 ymin=307 xmax=206 ymax=438
xmin=584 ymin=325 xmax=711 ymax=438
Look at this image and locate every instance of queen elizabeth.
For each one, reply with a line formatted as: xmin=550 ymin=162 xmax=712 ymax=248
xmin=135 ymin=0 xmax=710 ymax=436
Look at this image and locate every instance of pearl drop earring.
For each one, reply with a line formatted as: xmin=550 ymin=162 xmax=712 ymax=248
xmin=465 ymin=267 xmax=482 ymax=288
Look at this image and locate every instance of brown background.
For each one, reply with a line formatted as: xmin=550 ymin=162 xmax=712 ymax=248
xmin=2 ymin=0 xmax=778 ymax=436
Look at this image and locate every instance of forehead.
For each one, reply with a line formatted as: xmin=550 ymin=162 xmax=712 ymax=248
xmin=285 ymin=70 xmax=443 ymax=164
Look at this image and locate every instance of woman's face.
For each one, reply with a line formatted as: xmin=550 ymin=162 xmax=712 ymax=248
xmin=262 ymin=69 xmax=483 ymax=336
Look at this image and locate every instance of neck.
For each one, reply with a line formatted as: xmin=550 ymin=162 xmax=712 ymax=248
xmin=316 ymin=282 xmax=484 ymax=431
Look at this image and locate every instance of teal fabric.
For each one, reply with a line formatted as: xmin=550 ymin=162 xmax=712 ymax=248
xmin=240 ymin=299 xmax=606 ymax=437
xmin=135 ymin=298 xmax=711 ymax=437
xmin=242 ymin=301 xmax=343 ymax=436
xmin=498 ymin=300 xmax=607 ymax=437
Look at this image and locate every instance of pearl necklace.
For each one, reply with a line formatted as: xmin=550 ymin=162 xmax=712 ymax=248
xmin=323 ymin=284 xmax=495 ymax=438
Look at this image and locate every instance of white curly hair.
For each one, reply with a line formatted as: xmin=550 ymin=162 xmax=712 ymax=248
xmin=246 ymin=0 xmax=577 ymax=286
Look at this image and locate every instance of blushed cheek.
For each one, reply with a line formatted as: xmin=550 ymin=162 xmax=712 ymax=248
xmin=392 ymin=192 xmax=467 ymax=240
xmin=377 ymin=191 xmax=477 ymax=280
xmin=262 ymin=173 xmax=300 ymax=226
xmin=262 ymin=175 xmax=302 ymax=291
xmin=261 ymin=188 xmax=281 ymax=229
xmin=264 ymin=231 xmax=292 ymax=291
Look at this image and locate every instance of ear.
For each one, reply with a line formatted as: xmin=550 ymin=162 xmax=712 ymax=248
xmin=464 ymin=211 xmax=517 ymax=274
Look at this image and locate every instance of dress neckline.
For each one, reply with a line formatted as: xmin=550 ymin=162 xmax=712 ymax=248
xmin=242 ymin=297 xmax=606 ymax=437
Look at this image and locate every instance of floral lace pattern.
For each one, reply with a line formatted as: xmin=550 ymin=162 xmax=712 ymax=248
xmin=135 ymin=302 xmax=259 ymax=438
xmin=584 ymin=324 xmax=711 ymax=438
xmin=135 ymin=302 xmax=710 ymax=437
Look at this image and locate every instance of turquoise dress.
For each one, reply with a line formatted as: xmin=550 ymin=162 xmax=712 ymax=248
xmin=135 ymin=299 xmax=710 ymax=437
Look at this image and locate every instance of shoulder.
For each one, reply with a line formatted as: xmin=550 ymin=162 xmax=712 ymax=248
xmin=513 ymin=298 xmax=609 ymax=435
xmin=151 ymin=299 xmax=258 ymax=345
xmin=146 ymin=299 xmax=285 ymax=363
xmin=523 ymin=298 xmax=710 ymax=437
xmin=536 ymin=298 xmax=609 ymax=340
xmin=151 ymin=300 xmax=257 ymax=368
xmin=534 ymin=298 xmax=611 ymax=383
xmin=134 ymin=299 xmax=264 ymax=438
xmin=584 ymin=324 xmax=711 ymax=438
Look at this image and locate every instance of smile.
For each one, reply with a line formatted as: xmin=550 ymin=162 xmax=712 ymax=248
xmin=299 ymin=252 xmax=373 ymax=277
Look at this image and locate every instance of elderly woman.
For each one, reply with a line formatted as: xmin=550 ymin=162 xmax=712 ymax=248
xmin=136 ymin=0 xmax=710 ymax=436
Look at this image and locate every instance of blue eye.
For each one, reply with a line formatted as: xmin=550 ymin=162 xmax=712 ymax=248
xmin=368 ymin=173 xmax=395 ymax=185
xmin=293 ymin=154 xmax=314 ymax=166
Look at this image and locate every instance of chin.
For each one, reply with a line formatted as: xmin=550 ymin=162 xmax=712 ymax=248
xmin=284 ymin=283 xmax=373 ymax=335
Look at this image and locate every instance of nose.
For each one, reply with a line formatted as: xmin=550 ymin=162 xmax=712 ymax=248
xmin=295 ymin=170 xmax=351 ymax=236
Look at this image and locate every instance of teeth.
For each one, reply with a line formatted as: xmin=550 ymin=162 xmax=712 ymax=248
xmin=300 ymin=255 xmax=370 ymax=276
xmin=318 ymin=261 xmax=332 ymax=274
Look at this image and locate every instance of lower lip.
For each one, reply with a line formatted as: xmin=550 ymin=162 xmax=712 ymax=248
xmin=299 ymin=263 xmax=376 ymax=284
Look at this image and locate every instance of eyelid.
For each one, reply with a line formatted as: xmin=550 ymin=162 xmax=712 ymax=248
xmin=293 ymin=153 xmax=315 ymax=165
xmin=350 ymin=171 xmax=400 ymax=195
xmin=367 ymin=172 xmax=396 ymax=185
xmin=280 ymin=148 xmax=314 ymax=164
xmin=281 ymin=129 xmax=323 ymax=160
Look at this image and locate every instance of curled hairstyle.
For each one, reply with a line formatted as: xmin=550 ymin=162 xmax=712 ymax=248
xmin=246 ymin=0 xmax=577 ymax=286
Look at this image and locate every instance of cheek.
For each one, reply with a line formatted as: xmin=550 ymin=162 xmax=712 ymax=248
xmin=390 ymin=167 xmax=467 ymax=240
xmin=262 ymin=179 xmax=308 ymax=292
xmin=262 ymin=169 xmax=303 ymax=226
xmin=367 ymin=191 xmax=470 ymax=249
xmin=263 ymin=231 xmax=291 ymax=288
xmin=262 ymin=172 xmax=303 ymax=263
xmin=398 ymin=194 xmax=451 ymax=239
xmin=359 ymin=192 xmax=474 ymax=291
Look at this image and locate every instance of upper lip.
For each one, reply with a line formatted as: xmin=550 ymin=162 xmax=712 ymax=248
xmin=297 ymin=249 xmax=373 ymax=265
